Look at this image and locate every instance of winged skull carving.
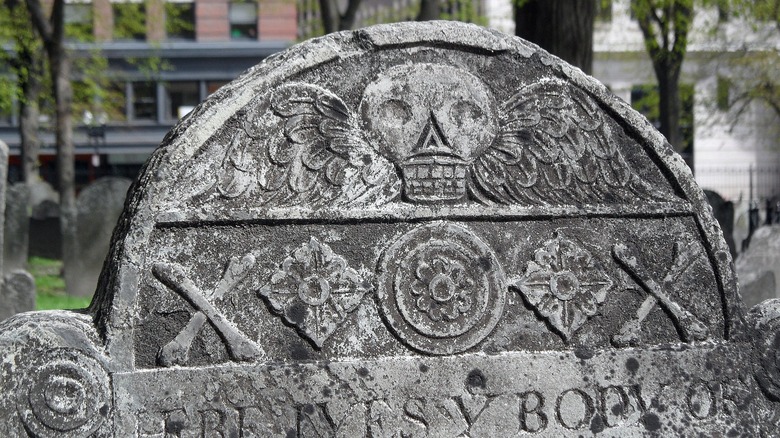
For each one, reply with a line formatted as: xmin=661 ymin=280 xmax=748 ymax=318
xmin=206 ymin=63 xmax=672 ymax=207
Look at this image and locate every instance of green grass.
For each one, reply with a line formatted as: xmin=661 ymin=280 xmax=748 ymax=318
xmin=28 ymin=257 xmax=93 ymax=311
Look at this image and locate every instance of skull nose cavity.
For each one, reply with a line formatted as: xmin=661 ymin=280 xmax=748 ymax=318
xmin=400 ymin=111 xmax=468 ymax=204
xmin=415 ymin=111 xmax=458 ymax=159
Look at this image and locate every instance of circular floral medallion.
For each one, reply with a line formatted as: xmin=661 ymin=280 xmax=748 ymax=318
xmin=378 ymin=222 xmax=506 ymax=354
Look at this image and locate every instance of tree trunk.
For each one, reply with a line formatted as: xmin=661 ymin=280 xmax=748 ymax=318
xmin=417 ymin=0 xmax=440 ymax=21
xmin=19 ymin=52 xmax=42 ymax=183
xmin=26 ymin=0 xmax=80 ymax=294
xmin=318 ymin=0 xmax=361 ymax=33
xmin=514 ymin=0 xmax=596 ymax=74
xmin=656 ymin=63 xmax=682 ymax=155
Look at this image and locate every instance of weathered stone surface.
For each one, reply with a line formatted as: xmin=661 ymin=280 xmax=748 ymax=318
xmin=65 ymin=177 xmax=132 ymax=297
xmin=737 ymin=225 xmax=780 ymax=308
xmin=1 ymin=22 xmax=779 ymax=436
xmin=0 ymin=271 xmax=36 ymax=321
xmin=3 ymin=183 xmax=30 ymax=274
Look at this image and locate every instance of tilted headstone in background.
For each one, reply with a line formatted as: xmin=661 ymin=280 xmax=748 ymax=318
xmin=65 ymin=177 xmax=132 ymax=297
xmin=3 ymin=183 xmax=30 ymax=274
xmin=0 ymin=142 xmax=36 ymax=321
xmin=1 ymin=22 xmax=780 ymax=436
xmin=704 ymin=189 xmax=736 ymax=258
xmin=28 ymin=180 xmax=61 ymax=260
xmin=737 ymin=225 xmax=780 ymax=308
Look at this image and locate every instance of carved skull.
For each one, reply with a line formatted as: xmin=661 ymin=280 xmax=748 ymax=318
xmin=360 ymin=63 xmax=498 ymax=165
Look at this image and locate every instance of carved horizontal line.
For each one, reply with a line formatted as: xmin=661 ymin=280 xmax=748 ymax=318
xmin=155 ymin=202 xmax=695 ymax=228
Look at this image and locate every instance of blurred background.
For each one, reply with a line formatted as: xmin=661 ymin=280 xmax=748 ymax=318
xmin=1 ymin=0 xmax=778 ymax=309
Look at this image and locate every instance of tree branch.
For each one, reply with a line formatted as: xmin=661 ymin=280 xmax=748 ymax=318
xmin=24 ymin=0 xmax=52 ymax=41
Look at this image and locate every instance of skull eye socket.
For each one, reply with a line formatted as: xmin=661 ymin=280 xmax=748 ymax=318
xmin=378 ymin=99 xmax=413 ymax=126
xmin=450 ymin=100 xmax=484 ymax=127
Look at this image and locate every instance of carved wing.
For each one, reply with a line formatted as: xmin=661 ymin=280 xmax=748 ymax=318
xmin=214 ymin=83 xmax=400 ymax=208
xmin=468 ymin=79 xmax=673 ymax=205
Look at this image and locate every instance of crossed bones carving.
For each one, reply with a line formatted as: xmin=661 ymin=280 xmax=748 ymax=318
xmin=152 ymin=254 xmax=260 ymax=366
xmin=611 ymin=242 xmax=709 ymax=347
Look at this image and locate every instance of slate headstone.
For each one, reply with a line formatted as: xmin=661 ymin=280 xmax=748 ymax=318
xmin=0 ymin=271 xmax=36 ymax=321
xmin=65 ymin=177 xmax=132 ymax=297
xmin=1 ymin=22 xmax=779 ymax=436
xmin=737 ymin=225 xmax=780 ymax=308
xmin=3 ymin=183 xmax=30 ymax=274
xmin=704 ymin=189 xmax=736 ymax=258
xmin=0 ymin=143 xmax=35 ymax=321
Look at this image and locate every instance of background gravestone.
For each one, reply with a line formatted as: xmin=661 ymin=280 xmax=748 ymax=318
xmin=737 ymin=225 xmax=780 ymax=308
xmin=704 ymin=189 xmax=736 ymax=258
xmin=0 ymin=142 xmax=36 ymax=320
xmin=28 ymin=180 xmax=60 ymax=260
xmin=1 ymin=22 xmax=780 ymax=436
xmin=65 ymin=177 xmax=132 ymax=297
xmin=3 ymin=183 xmax=30 ymax=274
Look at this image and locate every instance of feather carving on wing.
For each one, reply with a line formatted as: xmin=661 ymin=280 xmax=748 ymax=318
xmin=468 ymin=79 xmax=673 ymax=205
xmin=214 ymin=83 xmax=400 ymax=208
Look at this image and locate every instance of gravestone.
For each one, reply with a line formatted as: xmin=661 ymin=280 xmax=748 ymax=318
xmin=65 ymin=177 xmax=132 ymax=297
xmin=4 ymin=183 xmax=30 ymax=274
xmin=1 ymin=22 xmax=780 ymax=436
xmin=737 ymin=225 xmax=780 ymax=308
xmin=704 ymin=189 xmax=736 ymax=258
xmin=0 ymin=143 xmax=36 ymax=321
xmin=28 ymin=180 xmax=61 ymax=259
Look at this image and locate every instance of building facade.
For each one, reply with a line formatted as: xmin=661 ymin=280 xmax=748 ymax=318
xmin=1 ymin=0 xmax=297 ymax=185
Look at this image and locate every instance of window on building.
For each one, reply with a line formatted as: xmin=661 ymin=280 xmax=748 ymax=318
xmin=0 ymin=102 xmax=14 ymax=126
xmin=132 ymin=82 xmax=157 ymax=121
xmin=596 ymin=0 xmax=612 ymax=22
xmin=166 ymin=0 xmax=195 ymax=40
xmin=113 ymin=1 xmax=146 ymax=41
xmin=164 ymin=81 xmax=200 ymax=120
xmin=65 ymin=2 xmax=93 ymax=40
xmin=229 ymin=1 xmax=258 ymax=40
xmin=717 ymin=76 xmax=731 ymax=111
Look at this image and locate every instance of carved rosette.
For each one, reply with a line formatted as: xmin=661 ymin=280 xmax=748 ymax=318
xmin=513 ymin=234 xmax=613 ymax=341
xmin=16 ymin=348 xmax=111 ymax=438
xmin=260 ymin=237 xmax=370 ymax=347
xmin=378 ymin=223 xmax=506 ymax=355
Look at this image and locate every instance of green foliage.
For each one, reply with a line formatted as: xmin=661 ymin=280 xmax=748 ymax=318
xmin=113 ymin=1 xmax=146 ymax=40
xmin=28 ymin=257 xmax=92 ymax=310
xmin=165 ymin=1 xmax=195 ymax=39
xmin=632 ymin=83 xmax=695 ymax=151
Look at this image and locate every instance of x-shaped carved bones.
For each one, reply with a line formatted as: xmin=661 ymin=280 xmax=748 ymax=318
xmin=612 ymin=243 xmax=709 ymax=347
xmin=153 ymin=254 xmax=260 ymax=366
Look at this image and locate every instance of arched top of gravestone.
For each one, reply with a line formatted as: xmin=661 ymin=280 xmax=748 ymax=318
xmin=91 ymin=21 xmax=741 ymax=369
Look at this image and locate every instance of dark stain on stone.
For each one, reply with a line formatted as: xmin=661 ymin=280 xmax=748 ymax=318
xmin=358 ymin=367 xmax=370 ymax=377
xmin=419 ymin=363 xmax=429 ymax=372
xmin=590 ymin=413 xmax=605 ymax=433
xmin=290 ymin=343 xmax=310 ymax=360
xmin=478 ymin=256 xmax=492 ymax=270
xmin=323 ymin=387 xmax=332 ymax=397
xmin=626 ymin=357 xmax=639 ymax=374
xmin=165 ymin=419 xmax=185 ymax=434
xmin=466 ymin=369 xmax=486 ymax=389
xmin=574 ymin=345 xmax=595 ymax=360
xmin=287 ymin=302 xmax=307 ymax=325
xmin=642 ymin=413 xmax=661 ymax=432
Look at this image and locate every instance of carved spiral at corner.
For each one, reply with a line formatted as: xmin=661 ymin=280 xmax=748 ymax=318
xmin=750 ymin=299 xmax=780 ymax=402
xmin=16 ymin=348 xmax=111 ymax=438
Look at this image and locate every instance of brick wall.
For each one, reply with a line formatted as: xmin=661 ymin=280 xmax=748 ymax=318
xmin=196 ymin=0 xmax=230 ymax=41
xmin=259 ymin=0 xmax=297 ymax=41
